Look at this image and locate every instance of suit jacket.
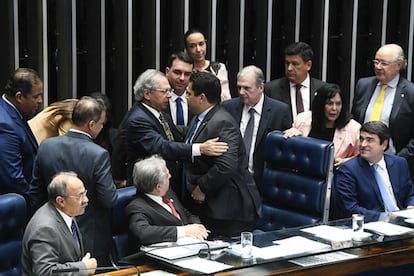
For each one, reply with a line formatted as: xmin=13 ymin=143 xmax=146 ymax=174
xmin=264 ymin=76 xmax=325 ymax=117
xmin=352 ymin=76 xmax=414 ymax=177
xmin=0 ymin=96 xmax=38 ymax=197
xmin=294 ymin=111 xmax=361 ymax=162
xmin=22 ymin=202 xmax=87 ymax=276
xmin=334 ymin=154 xmax=414 ymax=217
xmin=124 ymin=102 xmax=192 ymax=190
xmin=30 ymin=131 xmax=117 ymax=261
xmin=221 ymin=95 xmax=292 ymax=190
xmin=185 ymin=105 xmax=261 ymax=222
xmin=126 ymin=189 xmax=200 ymax=246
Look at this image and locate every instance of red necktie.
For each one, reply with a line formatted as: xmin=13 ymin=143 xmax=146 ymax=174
xmin=295 ymin=84 xmax=304 ymax=114
xmin=162 ymin=196 xmax=179 ymax=218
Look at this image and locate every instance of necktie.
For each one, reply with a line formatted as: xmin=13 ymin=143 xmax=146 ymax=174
xmin=370 ymin=84 xmax=388 ymax=121
xmin=295 ymin=84 xmax=304 ymax=114
xmin=243 ymin=108 xmax=255 ymax=158
xmin=71 ymin=220 xmax=80 ymax=246
xmin=372 ymin=164 xmax=398 ymax=212
xmin=175 ymin=97 xmax=185 ymax=125
xmin=159 ymin=113 xmax=174 ymax=141
xmin=162 ymin=196 xmax=179 ymax=218
xmin=185 ymin=116 xmax=200 ymax=144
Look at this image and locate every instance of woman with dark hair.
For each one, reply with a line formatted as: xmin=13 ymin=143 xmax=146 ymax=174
xmin=183 ymin=28 xmax=231 ymax=101
xmin=284 ymin=83 xmax=360 ymax=166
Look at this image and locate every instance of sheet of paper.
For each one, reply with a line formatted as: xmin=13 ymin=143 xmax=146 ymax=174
xmin=243 ymin=236 xmax=331 ymax=260
xmin=301 ymin=225 xmax=371 ymax=242
xmin=174 ymin=257 xmax=233 ymax=274
xmin=364 ymin=221 xmax=414 ymax=236
xmin=392 ymin=209 xmax=414 ymax=218
xmin=141 ymin=270 xmax=176 ymax=276
xmin=289 ymin=251 xmax=358 ymax=267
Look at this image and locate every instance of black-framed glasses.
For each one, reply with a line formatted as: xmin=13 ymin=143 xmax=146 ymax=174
xmin=66 ymin=190 xmax=88 ymax=201
xmin=372 ymin=59 xmax=396 ymax=67
xmin=151 ymin=88 xmax=174 ymax=94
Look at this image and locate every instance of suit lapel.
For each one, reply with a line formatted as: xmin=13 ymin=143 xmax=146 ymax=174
xmin=360 ymin=79 xmax=378 ymax=122
xmin=281 ymin=79 xmax=292 ymax=106
xmin=358 ymin=156 xmax=384 ymax=208
xmin=255 ymin=97 xmax=270 ymax=150
xmin=192 ymin=105 xmax=219 ymax=142
xmin=142 ymin=194 xmax=182 ymax=223
xmin=384 ymin=155 xmax=402 ymax=208
xmin=389 ymin=79 xmax=406 ymax=124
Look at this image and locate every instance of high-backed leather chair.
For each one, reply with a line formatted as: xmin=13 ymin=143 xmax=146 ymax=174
xmin=110 ymin=186 xmax=136 ymax=265
xmin=0 ymin=193 xmax=26 ymax=276
xmin=255 ymin=131 xmax=334 ymax=232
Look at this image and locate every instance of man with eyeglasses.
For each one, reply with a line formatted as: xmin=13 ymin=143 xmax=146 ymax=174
xmin=334 ymin=121 xmax=414 ymax=218
xmin=30 ymin=96 xmax=117 ymax=266
xmin=23 ymin=172 xmax=97 ymax=275
xmin=352 ymin=43 xmax=414 ymax=179
xmin=118 ymin=69 xmax=228 ymax=198
xmin=265 ymin=42 xmax=325 ymax=121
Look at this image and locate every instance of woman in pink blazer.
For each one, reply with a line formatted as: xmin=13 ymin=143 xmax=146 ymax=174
xmin=284 ymin=83 xmax=360 ymax=167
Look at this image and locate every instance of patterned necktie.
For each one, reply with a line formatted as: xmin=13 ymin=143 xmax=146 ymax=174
xmin=370 ymin=84 xmax=388 ymax=121
xmin=71 ymin=220 xmax=80 ymax=246
xmin=162 ymin=196 xmax=179 ymax=218
xmin=243 ymin=108 xmax=255 ymax=158
xmin=159 ymin=113 xmax=174 ymax=141
xmin=175 ymin=97 xmax=185 ymax=125
xmin=372 ymin=164 xmax=398 ymax=212
xmin=295 ymin=84 xmax=304 ymax=114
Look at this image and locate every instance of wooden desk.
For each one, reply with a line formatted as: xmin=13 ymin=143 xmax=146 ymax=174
xmin=97 ymin=238 xmax=414 ymax=275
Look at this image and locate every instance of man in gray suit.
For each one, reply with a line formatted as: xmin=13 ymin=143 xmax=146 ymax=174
xmin=22 ymin=172 xmax=97 ymax=275
xmin=222 ymin=65 xmax=292 ymax=192
xmin=352 ymin=44 xmax=414 ymax=179
xmin=185 ymin=71 xmax=261 ymax=238
xmin=31 ymin=96 xmax=117 ymax=266
xmin=265 ymin=42 xmax=325 ymax=120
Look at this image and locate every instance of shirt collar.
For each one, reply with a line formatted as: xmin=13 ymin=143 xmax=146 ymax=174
xmin=2 ymin=94 xmax=23 ymax=119
xmin=244 ymin=93 xmax=264 ymax=115
xmin=378 ymin=74 xmax=399 ymax=89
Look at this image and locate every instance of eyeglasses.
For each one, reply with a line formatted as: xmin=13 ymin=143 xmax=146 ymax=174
xmin=372 ymin=59 xmax=396 ymax=67
xmin=66 ymin=190 xmax=88 ymax=201
xmin=151 ymin=88 xmax=174 ymax=94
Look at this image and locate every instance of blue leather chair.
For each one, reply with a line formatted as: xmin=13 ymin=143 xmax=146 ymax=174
xmin=255 ymin=131 xmax=334 ymax=232
xmin=0 ymin=193 xmax=26 ymax=276
xmin=109 ymin=186 xmax=136 ymax=265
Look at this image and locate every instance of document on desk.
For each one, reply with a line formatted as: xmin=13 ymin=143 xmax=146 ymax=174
xmin=392 ymin=208 xmax=414 ymax=218
xmin=364 ymin=221 xmax=414 ymax=236
xmin=301 ymin=225 xmax=355 ymax=241
xmin=141 ymin=239 xmax=230 ymax=260
xmin=174 ymin=257 xmax=232 ymax=274
xmin=253 ymin=236 xmax=331 ymax=260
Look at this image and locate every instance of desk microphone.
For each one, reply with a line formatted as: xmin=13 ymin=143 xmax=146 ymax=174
xmin=51 ymin=264 xmax=140 ymax=275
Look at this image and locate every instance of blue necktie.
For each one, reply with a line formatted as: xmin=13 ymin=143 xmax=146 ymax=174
xmin=185 ymin=116 xmax=200 ymax=144
xmin=176 ymin=97 xmax=185 ymax=125
xmin=71 ymin=220 xmax=80 ymax=246
xmin=372 ymin=164 xmax=398 ymax=212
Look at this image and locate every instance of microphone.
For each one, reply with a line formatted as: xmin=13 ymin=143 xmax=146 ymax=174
xmin=52 ymin=265 xmax=140 ymax=275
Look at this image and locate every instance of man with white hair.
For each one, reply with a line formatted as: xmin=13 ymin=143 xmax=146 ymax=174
xmin=352 ymin=43 xmax=414 ymax=179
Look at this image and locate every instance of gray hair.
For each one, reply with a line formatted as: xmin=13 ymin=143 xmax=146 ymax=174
xmin=237 ymin=65 xmax=264 ymax=87
xmin=132 ymin=155 xmax=167 ymax=193
xmin=379 ymin=44 xmax=408 ymax=69
xmin=133 ymin=69 xmax=166 ymax=102
xmin=47 ymin=171 xmax=79 ymax=202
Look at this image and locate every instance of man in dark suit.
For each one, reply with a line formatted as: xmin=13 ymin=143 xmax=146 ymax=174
xmin=31 ymin=96 xmax=117 ymax=266
xmin=165 ymin=52 xmax=195 ymax=132
xmin=352 ymin=44 xmax=414 ymax=179
xmin=121 ymin=69 xmax=228 ymax=196
xmin=335 ymin=121 xmax=414 ymax=218
xmin=222 ymin=65 xmax=292 ymax=192
xmin=185 ymin=71 xmax=261 ymax=238
xmin=265 ymin=42 xmax=325 ymax=120
xmin=22 ymin=172 xmax=97 ymax=275
xmin=0 ymin=68 xmax=42 ymax=198
xmin=126 ymin=155 xmax=208 ymax=246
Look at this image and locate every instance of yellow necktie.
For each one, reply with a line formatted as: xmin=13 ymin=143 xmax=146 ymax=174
xmin=370 ymin=84 xmax=387 ymax=121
